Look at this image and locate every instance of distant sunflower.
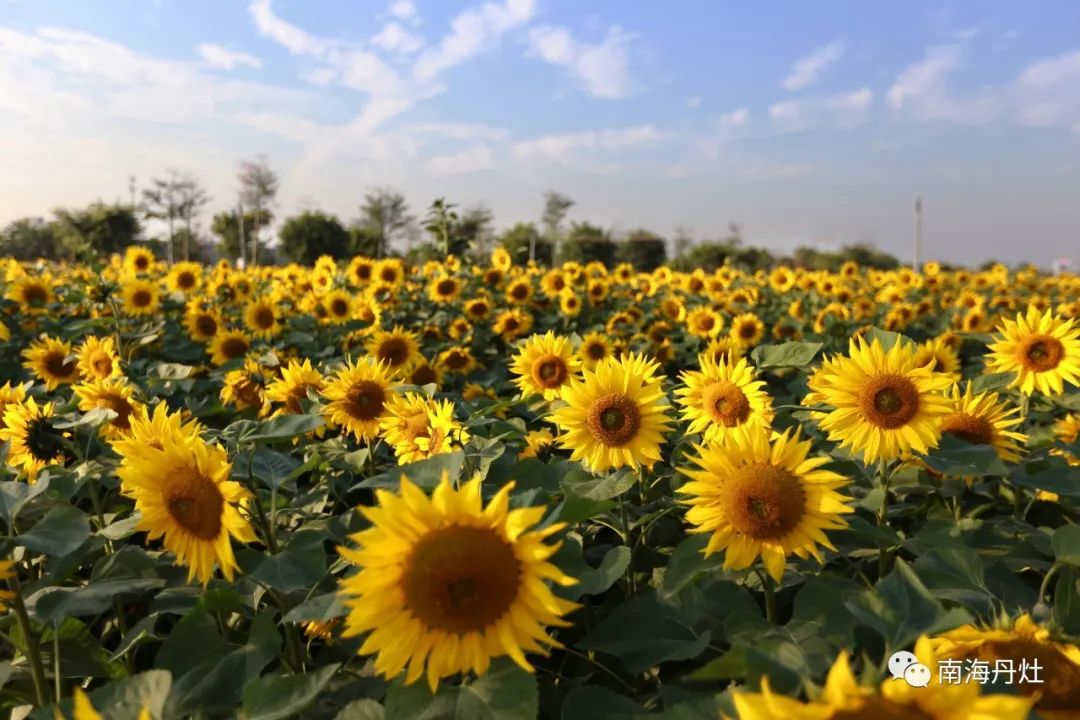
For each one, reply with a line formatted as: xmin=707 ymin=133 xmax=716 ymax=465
xmin=913 ymin=336 xmax=962 ymax=381
xmin=509 ymin=331 xmax=581 ymax=401
xmin=117 ymin=425 xmax=256 ymax=585
xmin=220 ymin=358 xmax=269 ymax=415
xmin=208 ymin=329 xmax=252 ymax=365
xmin=73 ymin=378 xmax=141 ymax=438
xmin=427 ymin=275 xmax=462 ymax=304
xmin=729 ymin=313 xmax=765 ymax=347
xmin=22 ymin=336 xmax=81 ymax=390
xmin=405 ymin=359 xmax=443 ymax=388
xmin=490 ymin=245 xmax=512 ymax=270
xmin=0 ymin=398 xmax=69 ymax=481
xmin=346 ymin=257 xmax=376 ymax=287
xmin=76 ymin=336 xmax=122 ymax=381
xmin=1052 ymin=413 xmax=1080 ymax=466
xmin=184 ymin=302 xmax=223 ymax=343
xmin=322 ymin=289 xmax=355 ymax=325
xmin=815 ymin=336 xmax=953 ymax=464
xmin=505 ymin=277 xmax=533 ymax=305
xmin=551 ymin=352 xmax=672 ymax=472
xmin=0 ymin=381 xmax=27 ymax=422
xmin=6 ymin=275 xmax=54 ymax=313
xmin=932 ymin=614 xmax=1079 ymax=717
xmin=680 ymin=427 xmax=851 ymax=581
xmin=559 ymin=291 xmax=582 ymax=318
xmin=336 ymin=473 xmax=577 ymax=691
xmin=123 ymin=246 xmax=156 ymax=275
xmin=379 ymin=393 xmax=470 ymax=465
xmin=519 ymin=428 xmax=557 ymax=459
xmin=243 ymin=298 xmax=282 ymax=339
xmin=322 ymin=357 xmax=396 ymax=443
xmin=987 ymin=307 xmax=1080 ymax=396
xmin=578 ymin=331 xmax=611 ymax=370
xmin=464 ymin=297 xmax=493 ymax=322
xmin=120 ymin=278 xmax=161 ymax=316
xmin=265 ymin=359 xmax=325 ymax=415
xmin=676 ymin=355 xmax=773 ymax=444
xmin=939 ymin=382 xmax=1027 ymax=465
xmin=436 ymin=346 xmax=478 ymax=376
xmin=166 ymin=261 xmax=202 ymax=294
xmin=492 ymin=309 xmax=533 ymax=342
xmin=685 ymin=306 xmax=725 ymax=339
xmin=365 ymin=326 xmax=420 ymax=374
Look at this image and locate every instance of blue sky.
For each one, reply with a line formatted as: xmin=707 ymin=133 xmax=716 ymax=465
xmin=1 ymin=1 xmax=1078 ymax=266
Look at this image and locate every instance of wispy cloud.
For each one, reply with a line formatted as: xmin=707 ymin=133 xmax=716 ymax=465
xmin=782 ymin=41 xmax=844 ymax=91
xmin=197 ymin=43 xmax=262 ymax=70
xmin=371 ymin=22 xmax=424 ymax=55
xmin=718 ymin=107 xmax=749 ymax=130
xmin=426 ymin=145 xmax=495 ymax=176
xmin=1012 ymin=50 xmax=1080 ymax=127
xmin=249 ymin=0 xmax=329 ymax=56
xmin=526 ymin=24 xmax=637 ymax=98
xmin=511 ymin=125 xmax=662 ymax=170
xmin=887 ymin=43 xmax=998 ymax=124
xmin=413 ymin=0 xmax=536 ymax=81
xmin=387 ymin=0 xmax=418 ymax=24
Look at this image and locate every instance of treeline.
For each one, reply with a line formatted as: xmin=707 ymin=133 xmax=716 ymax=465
xmin=0 ymin=173 xmax=904 ymax=272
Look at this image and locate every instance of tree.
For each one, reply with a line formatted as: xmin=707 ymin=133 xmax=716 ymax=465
xmin=211 ymin=209 xmax=271 ymax=261
xmin=141 ymin=172 xmax=184 ymax=262
xmin=238 ymin=155 xmax=279 ymax=266
xmin=500 ymin=223 xmax=552 ymax=266
xmin=424 ymin=198 xmax=460 ymax=257
xmin=277 ymin=211 xmax=350 ymax=265
xmin=358 ymin=188 xmax=411 ymax=258
xmin=541 ymin=191 xmax=574 ymax=260
xmin=618 ymin=229 xmax=667 ymax=271
xmin=675 ymin=242 xmax=733 ymax=272
xmin=458 ymin=205 xmax=494 ymax=258
xmin=560 ymin=222 xmax=616 ymax=266
xmin=0 ymin=218 xmax=63 ymax=260
xmin=53 ymin=203 xmax=141 ymax=260
xmin=175 ymin=175 xmax=210 ymax=262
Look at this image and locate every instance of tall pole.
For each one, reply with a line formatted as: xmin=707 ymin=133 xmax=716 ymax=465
xmin=913 ymin=196 xmax=922 ymax=272
xmin=237 ymin=200 xmax=246 ymax=268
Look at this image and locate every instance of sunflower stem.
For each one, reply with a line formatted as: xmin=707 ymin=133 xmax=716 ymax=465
xmin=761 ymin=570 xmax=777 ymax=624
xmin=876 ymin=459 xmax=892 ymax=579
xmin=8 ymin=572 xmax=48 ymax=707
xmin=53 ymin=626 xmax=61 ymax=703
xmin=1039 ymin=562 xmax=1061 ymax=604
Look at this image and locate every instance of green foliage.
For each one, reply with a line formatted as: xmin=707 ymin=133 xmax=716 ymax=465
xmin=0 ymin=217 xmax=64 ymax=260
xmin=499 ymin=222 xmax=552 ymax=266
xmin=277 ymin=211 xmax=352 ymax=264
xmin=560 ymin=222 xmax=616 ymax=265
xmin=52 ymin=203 xmax=141 ymax=259
xmin=617 ymin=229 xmax=668 ymax=271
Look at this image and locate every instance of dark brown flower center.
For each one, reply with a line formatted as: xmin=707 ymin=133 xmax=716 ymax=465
xmin=220 ymin=337 xmax=249 ymax=360
xmin=1022 ymin=335 xmax=1065 ymax=373
xmin=585 ymin=342 xmax=606 ymax=361
xmin=586 ymin=393 xmax=641 ymax=447
xmin=90 ymin=353 xmax=113 ymax=377
xmin=723 ymin=463 xmax=806 ymax=540
xmin=858 ymin=375 xmax=920 ymax=429
xmin=702 ymin=381 xmax=751 ymax=427
xmin=195 ymin=315 xmax=218 ymax=338
xmin=738 ymin=322 xmax=757 ymax=340
xmin=23 ymin=284 xmax=48 ymax=304
xmin=942 ymin=412 xmax=995 ymax=446
xmin=165 ymin=468 xmax=225 ymax=540
xmin=254 ymin=307 xmax=275 ymax=329
xmin=330 ymin=298 xmax=349 ymax=317
xmin=344 ymin=380 xmax=386 ymax=421
xmin=177 ymin=271 xmax=196 ymax=289
xmin=436 ymin=279 xmax=457 ymax=296
xmin=44 ymin=351 xmax=78 ymax=381
xmin=377 ymin=338 xmax=409 ymax=367
xmin=132 ymin=290 xmax=152 ymax=307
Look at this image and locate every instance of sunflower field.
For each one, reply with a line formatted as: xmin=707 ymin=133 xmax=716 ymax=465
xmin=1 ymin=247 xmax=1080 ymax=720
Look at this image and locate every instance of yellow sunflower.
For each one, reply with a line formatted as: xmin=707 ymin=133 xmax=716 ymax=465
xmin=208 ymin=329 xmax=252 ymax=366
xmin=322 ymin=357 xmax=396 ymax=443
xmin=492 ymin=309 xmax=533 ymax=342
xmin=76 ymin=336 xmax=122 ymax=381
xmin=729 ymin=313 xmax=765 ymax=347
xmin=183 ymin=302 xmax=223 ymax=343
xmin=505 ymin=277 xmax=533 ymax=305
xmin=73 ymin=378 xmax=141 ymax=438
xmin=814 ymin=336 xmax=953 ymax=464
xmin=405 ymin=359 xmax=443 ymax=388
xmin=265 ymin=359 xmax=324 ymax=415
xmin=0 ymin=398 xmax=68 ymax=481
xmin=987 ymin=306 xmax=1080 ymax=396
xmin=22 ymin=336 xmax=81 ymax=390
xmin=0 ymin=559 xmax=14 ymax=612
xmin=365 ymin=326 xmax=420 ymax=375
xmin=123 ymin=245 xmax=156 ymax=275
xmin=120 ymin=277 xmax=161 ymax=316
xmin=931 ymin=614 xmax=1079 ymax=718
xmin=427 ymin=275 xmax=462 ymax=304
xmin=939 ymin=382 xmax=1027 ymax=465
xmin=166 ymin=261 xmax=203 ymax=294
xmin=1052 ymin=413 xmax=1080 ymax=466
xmin=550 ymin=352 xmax=672 ymax=472
xmin=321 ymin=289 xmax=355 ymax=325
xmin=336 ymin=473 xmax=577 ymax=691
xmin=680 ymin=427 xmax=851 ymax=581
xmin=519 ymin=428 xmax=556 ymax=459
xmin=578 ymin=331 xmax=611 ymax=370
xmin=0 ymin=381 xmax=27 ymax=422
xmin=675 ymin=355 xmax=774 ymax=444
xmin=117 ymin=421 xmax=256 ymax=585
xmin=379 ymin=393 xmax=470 ymax=465
xmin=559 ymin=290 xmax=583 ymax=318
xmin=509 ymin=331 xmax=581 ymax=401
xmin=913 ymin=336 xmax=962 ymax=381
xmin=243 ymin=298 xmax=282 ymax=339
xmin=685 ymin=306 xmax=725 ymax=339
xmin=436 ymin=346 xmax=478 ymax=376
xmin=7 ymin=275 xmax=54 ymax=313
xmin=220 ymin=358 xmax=269 ymax=415
xmin=111 ymin=402 xmax=203 ymax=458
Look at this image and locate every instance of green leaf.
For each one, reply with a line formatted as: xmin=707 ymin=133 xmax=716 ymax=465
xmin=972 ymin=372 xmax=1015 ymax=393
xmin=912 ymin=547 xmax=994 ymax=611
xmin=1054 ymin=567 xmax=1080 ymax=635
xmin=659 ymin=535 xmax=725 ymax=601
xmin=0 ymin=474 xmax=51 ymax=525
xmin=1053 ymin=525 xmax=1080 ymax=565
xmin=247 ymin=530 xmax=328 ymax=592
xmin=33 ymin=578 xmax=164 ymax=625
xmin=569 ymin=546 xmax=630 ymax=600
xmin=283 ymin=592 xmax=348 ymax=623
xmin=243 ymin=664 xmax=341 ymax=720
xmin=334 ymin=699 xmax=385 ymax=720
xmin=560 ymin=686 xmax=639 ymax=719
xmin=246 ymin=447 xmax=303 ymax=489
xmin=548 ymin=493 xmax=615 ymax=524
xmin=17 ymin=505 xmax=90 ymax=556
xmin=383 ymin=660 xmax=538 ymax=720
xmin=916 ymin=435 xmax=1008 ymax=477
xmin=246 ymin=414 xmax=326 ymax=444
xmin=31 ymin=670 xmax=172 ymax=720
xmin=155 ymin=609 xmax=227 ymax=677
xmin=358 ymin=451 xmax=466 ymax=490
xmin=845 ymin=559 xmax=972 ymax=653
xmin=562 ymin=467 xmax=636 ymax=501
xmin=1012 ymin=457 xmax=1080 ymax=499
xmin=577 ymin=592 xmax=711 ymax=673
xmin=862 ymin=328 xmax=913 ymax=351
xmin=750 ymin=341 xmax=823 ymax=368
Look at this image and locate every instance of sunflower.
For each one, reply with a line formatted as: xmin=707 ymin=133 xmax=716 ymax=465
xmin=492 ymin=309 xmax=533 ymax=342
xmin=347 ymin=257 xmax=376 ymax=287
xmin=814 ymin=336 xmax=953 ymax=465
xmin=509 ymin=331 xmax=581 ymax=401
xmin=463 ymin=383 xmax=498 ymax=402
xmin=76 ymin=336 xmax=122 ymax=381
xmin=491 ymin=245 xmax=512 ymax=271
xmin=379 ymin=393 xmax=470 ymax=465
xmin=987 ymin=306 xmax=1080 ymax=396
xmin=1052 ymin=413 xmax=1080 ymax=466
xmin=0 ymin=398 xmax=69 ymax=481
xmin=550 ymin=352 xmax=671 ymax=472
xmin=7 ymin=275 xmax=54 ymax=313
xmin=519 ymin=428 xmax=557 ymax=459
xmin=183 ymin=302 xmax=223 ymax=343
xmin=436 ymin=346 xmax=478 ymax=376
xmin=322 ymin=289 xmax=355 ymax=324
xmin=265 ymin=359 xmax=324 ymax=415
xmin=505 ymin=277 xmax=533 ymax=305
xmin=73 ymin=378 xmax=141 ymax=437
xmin=220 ymin=358 xmax=269 ymax=415
xmin=680 ymin=427 xmax=851 ymax=581
xmin=208 ymin=329 xmax=252 ymax=365
xmin=578 ymin=331 xmax=611 ymax=370
xmin=464 ymin=297 xmax=493 ymax=322
xmin=22 ymin=336 xmax=81 ymax=390
xmin=938 ymin=382 xmax=1026 ymax=465
xmin=117 ymin=420 xmax=256 ymax=585
xmin=685 ymin=306 xmax=725 ymax=339
xmin=111 ymin=402 xmax=203 ymax=459
xmin=931 ymin=614 xmax=1080 ymax=718
xmin=0 ymin=559 xmax=14 ymax=612
xmin=322 ymin=357 xmax=396 ymax=443
xmin=729 ymin=313 xmax=765 ymax=347
xmin=120 ymin=277 xmax=161 ymax=316
xmin=405 ymin=359 xmax=443 ymax=388
xmin=166 ymin=261 xmax=203 ymax=294
xmin=365 ymin=326 xmax=420 ymax=375
xmin=559 ymin=291 xmax=582 ymax=318
xmin=913 ymin=336 xmax=961 ymax=381
xmin=123 ymin=245 xmax=156 ymax=275
xmin=676 ymin=355 xmax=774 ymax=444
xmin=243 ymin=298 xmax=282 ymax=339
xmin=0 ymin=381 xmax=27 ymax=422
xmin=427 ymin=275 xmax=462 ymax=304
xmin=336 ymin=473 xmax=577 ymax=691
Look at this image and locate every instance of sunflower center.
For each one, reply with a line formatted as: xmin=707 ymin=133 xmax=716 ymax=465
xmin=970 ymin=639 xmax=1080 ymax=710
xmin=285 ymin=383 xmax=317 ymax=414
xmin=195 ymin=315 xmax=218 ymax=337
xmin=532 ymin=355 xmax=568 ymax=388
xmin=437 ymin=279 xmax=456 ymax=296
xmin=402 ymin=525 xmax=521 ymax=634
xmin=23 ymin=285 xmax=48 ymax=304
xmin=410 ymin=365 xmax=438 ymax=386
xmin=1021 ymin=335 xmax=1065 ymax=372
xmin=44 ymin=351 xmax=78 ymax=380
xmin=586 ymin=342 xmax=606 ymax=361
xmin=586 ymin=393 xmax=641 ymax=447
xmin=132 ymin=290 xmax=152 ymax=307
xmin=330 ymin=299 xmax=349 ymax=317
xmin=378 ymin=338 xmax=409 ymax=366
xmin=254 ymin=307 xmax=275 ymax=328
xmin=444 ymin=351 xmax=468 ymax=370
xmin=90 ymin=353 xmax=113 ymax=377
xmin=134 ymin=257 xmax=150 ymax=271
xmin=165 ymin=468 xmax=225 ymax=540
xmin=99 ymin=394 xmax=134 ymax=431
xmin=723 ymin=463 xmax=806 ymax=540
xmin=698 ymin=316 xmax=715 ymax=331
xmin=942 ymin=412 xmax=995 ymax=446
xmin=702 ymin=381 xmax=751 ymax=427
xmin=221 ymin=337 xmax=249 ymax=360
xmin=26 ymin=416 xmax=67 ymax=463
xmin=511 ymin=284 xmax=528 ymax=300
xmin=858 ymin=375 xmax=920 ymax=429
xmin=177 ymin=271 xmax=195 ymax=289
xmin=502 ymin=318 xmax=520 ymax=333
xmin=344 ymin=381 xmax=385 ymax=421
xmin=232 ymin=378 xmax=263 ymax=409
xmin=738 ymin=322 xmax=756 ymax=340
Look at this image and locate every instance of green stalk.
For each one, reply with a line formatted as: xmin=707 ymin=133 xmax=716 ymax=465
xmin=8 ymin=573 xmax=48 ymax=707
xmin=877 ymin=459 xmax=891 ymax=578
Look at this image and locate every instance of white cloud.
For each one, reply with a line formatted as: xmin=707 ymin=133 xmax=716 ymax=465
xmin=686 ymin=96 xmax=702 ymax=108
xmin=249 ymin=0 xmax=329 ymax=56
xmin=526 ymin=24 xmax=636 ymax=98
xmin=718 ymin=107 xmax=749 ymax=129
xmin=413 ymin=0 xmax=536 ymax=81
xmin=782 ymin=41 xmax=844 ymax=91
xmin=767 ymin=89 xmax=873 ymax=131
xmin=388 ymin=0 xmax=418 ymax=23
xmin=512 ymin=125 xmax=661 ymax=165
xmin=769 ymin=100 xmax=801 ymax=123
xmin=371 ymin=22 xmax=423 ymax=55
xmin=197 ymin=43 xmax=262 ymax=70
xmin=426 ymin=145 xmax=495 ymax=176
xmin=1013 ymin=50 xmax=1080 ymax=127
xmin=887 ymin=44 xmax=998 ymax=124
